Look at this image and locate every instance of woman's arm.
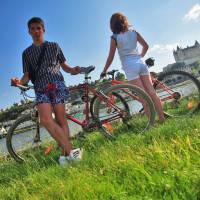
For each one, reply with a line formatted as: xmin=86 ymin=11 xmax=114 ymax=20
xmin=136 ymin=32 xmax=149 ymax=58
xmin=102 ymin=38 xmax=117 ymax=73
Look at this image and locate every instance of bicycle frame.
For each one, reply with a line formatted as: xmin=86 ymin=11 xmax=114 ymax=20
xmin=152 ymin=79 xmax=179 ymax=101
xmin=66 ymin=82 xmax=95 ymax=128
xmin=15 ymin=72 xmax=126 ymax=135
xmin=66 ymin=77 xmax=125 ymax=129
xmin=111 ymin=79 xmax=143 ymax=102
xmin=107 ymin=72 xmax=179 ymax=103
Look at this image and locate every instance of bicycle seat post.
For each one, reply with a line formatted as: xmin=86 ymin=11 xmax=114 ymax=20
xmin=84 ymin=73 xmax=88 ymax=83
xmin=84 ymin=73 xmax=91 ymax=83
xmin=80 ymin=66 xmax=94 ymax=83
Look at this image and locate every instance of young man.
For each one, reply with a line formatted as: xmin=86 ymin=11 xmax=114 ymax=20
xmin=11 ymin=17 xmax=83 ymax=165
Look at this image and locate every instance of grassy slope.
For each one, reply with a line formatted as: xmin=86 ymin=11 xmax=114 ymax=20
xmin=0 ymin=115 xmax=200 ymax=200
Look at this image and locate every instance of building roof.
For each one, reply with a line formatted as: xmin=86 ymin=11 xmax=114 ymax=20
xmin=173 ymin=40 xmax=200 ymax=54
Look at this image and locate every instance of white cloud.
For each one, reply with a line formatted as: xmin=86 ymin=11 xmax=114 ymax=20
xmin=146 ymin=43 xmax=180 ymax=71
xmin=183 ymin=3 xmax=200 ymax=22
xmin=150 ymin=43 xmax=179 ymax=53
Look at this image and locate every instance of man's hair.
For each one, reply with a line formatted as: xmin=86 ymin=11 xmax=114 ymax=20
xmin=110 ymin=13 xmax=129 ymax=34
xmin=27 ymin=17 xmax=45 ymax=29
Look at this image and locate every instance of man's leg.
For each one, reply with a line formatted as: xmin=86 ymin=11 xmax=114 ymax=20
xmin=37 ymin=103 xmax=72 ymax=155
xmin=53 ymin=103 xmax=72 ymax=155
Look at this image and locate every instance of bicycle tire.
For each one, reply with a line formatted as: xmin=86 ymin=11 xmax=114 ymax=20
xmin=6 ymin=114 xmax=49 ymax=162
xmin=156 ymin=70 xmax=200 ymax=117
xmin=93 ymin=84 xmax=156 ymax=138
xmin=90 ymin=91 xmax=130 ymax=119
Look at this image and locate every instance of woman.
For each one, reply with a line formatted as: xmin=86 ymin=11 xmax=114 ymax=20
xmin=101 ymin=13 xmax=165 ymax=122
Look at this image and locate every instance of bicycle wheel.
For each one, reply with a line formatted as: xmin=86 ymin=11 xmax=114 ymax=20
xmin=6 ymin=113 xmax=51 ymax=162
xmin=156 ymin=70 xmax=200 ymax=117
xmin=90 ymin=91 xmax=129 ymax=119
xmin=93 ymin=84 xmax=156 ymax=138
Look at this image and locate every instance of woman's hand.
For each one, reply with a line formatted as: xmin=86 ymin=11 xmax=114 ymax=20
xmin=100 ymin=71 xmax=106 ymax=79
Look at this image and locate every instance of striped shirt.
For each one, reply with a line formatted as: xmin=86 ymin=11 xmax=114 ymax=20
xmin=22 ymin=41 xmax=66 ymax=90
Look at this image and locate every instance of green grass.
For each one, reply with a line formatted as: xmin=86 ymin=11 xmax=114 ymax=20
xmin=162 ymin=95 xmax=200 ymax=116
xmin=1 ymin=114 xmax=200 ymax=200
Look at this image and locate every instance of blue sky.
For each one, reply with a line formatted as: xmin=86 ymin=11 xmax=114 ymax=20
xmin=1 ymin=0 xmax=200 ymax=109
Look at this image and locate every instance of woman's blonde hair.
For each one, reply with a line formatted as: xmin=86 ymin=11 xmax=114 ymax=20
xmin=110 ymin=13 xmax=129 ymax=34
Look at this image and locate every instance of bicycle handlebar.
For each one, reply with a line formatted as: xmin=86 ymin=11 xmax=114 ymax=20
xmin=11 ymin=84 xmax=34 ymax=91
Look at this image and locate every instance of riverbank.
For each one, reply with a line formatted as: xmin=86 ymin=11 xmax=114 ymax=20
xmin=0 ymin=114 xmax=200 ymax=199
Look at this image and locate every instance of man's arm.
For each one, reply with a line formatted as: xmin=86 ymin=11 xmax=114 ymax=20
xmin=60 ymin=62 xmax=80 ymax=74
xmin=20 ymin=72 xmax=30 ymax=85
xmin=60 ymin=62 xmax=73 ymax=73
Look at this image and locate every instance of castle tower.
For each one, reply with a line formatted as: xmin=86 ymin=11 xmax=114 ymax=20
xmin=173 ymin=41 xmax=200 ymax=65
xmin=195 ymin=40 xmax=200 ymax=46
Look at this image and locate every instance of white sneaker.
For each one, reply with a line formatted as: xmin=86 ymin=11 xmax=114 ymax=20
xmin=67 ymin=148 xmax=83 ymax=162
xmin=58 ymin=156 xmax=68 ymax=166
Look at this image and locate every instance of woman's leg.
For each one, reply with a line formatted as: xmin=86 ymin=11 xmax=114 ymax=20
xmin=53 ymin=103 xmax=72 ymax=155
xmin=128 ymin=78 xmax=151 ymax=117
xmin=37 ymin=103 xmax=72 ymax=155
xmin=140 ymin=74 xmax=165 ymax=122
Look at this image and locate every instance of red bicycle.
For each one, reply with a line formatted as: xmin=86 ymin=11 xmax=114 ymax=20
xmin=6 ymin=66 xmax=155 ymax=162
xmin=91 ymin=57 xmax=200 ymax=118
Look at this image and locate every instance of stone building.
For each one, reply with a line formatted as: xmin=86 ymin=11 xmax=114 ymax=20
xmin=173 ymin=40 xmax=200 ymax=65
xmin=162 ymin=62 xmax=193 ymax=73
xmin=163 ymin=41 xmax=200 ymax=72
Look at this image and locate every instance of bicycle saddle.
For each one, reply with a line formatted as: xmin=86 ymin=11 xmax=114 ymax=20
xmin=80 ymin=65 xmax=95 ymax=74
xmin=145 ymin=57 xmax=155 ymax=67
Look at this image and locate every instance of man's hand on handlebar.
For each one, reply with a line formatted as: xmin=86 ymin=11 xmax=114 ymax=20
xmin=11 ymin=77 xmax=21 ymax=86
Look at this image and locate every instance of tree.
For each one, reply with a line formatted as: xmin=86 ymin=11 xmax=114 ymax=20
xmin=115 ymin=72 xmax=125 ymax=81
xmin=13 ymin=102 xmax=18 ymax=107
xmin=20 ymin=99 xmax=25 ymax=105
xmin=194 ymin=60 xmax=200 ymax=68
xmin=191 ymin=68 xmax=198 ymax=77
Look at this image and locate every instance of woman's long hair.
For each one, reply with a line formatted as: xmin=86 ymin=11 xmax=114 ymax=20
xmin=110 ymin=13 xmax=130 ymax=34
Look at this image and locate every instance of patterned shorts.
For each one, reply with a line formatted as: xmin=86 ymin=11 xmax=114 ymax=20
xmin=35 ymin=81 xmax=69 ymax=104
